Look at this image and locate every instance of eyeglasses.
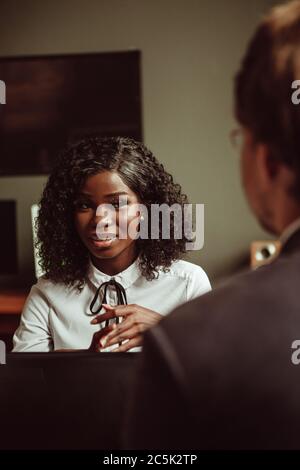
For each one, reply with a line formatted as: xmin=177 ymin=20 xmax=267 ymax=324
xmin=229 ymin=127 xmax=244 ymax=151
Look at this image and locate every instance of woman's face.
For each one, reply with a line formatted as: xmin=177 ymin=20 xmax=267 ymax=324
xmin=74 ymin=171 xmax=141 ymax=270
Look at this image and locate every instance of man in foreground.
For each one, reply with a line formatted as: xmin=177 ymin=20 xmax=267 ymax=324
xmin=126 ymin=0 xmax=300 ymax=450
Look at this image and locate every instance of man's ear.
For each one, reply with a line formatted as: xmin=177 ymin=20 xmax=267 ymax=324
xmin=256 ymin=143 xmax=296 ymax=193
xmin=256 ymin=143 xmax=279 ymax=188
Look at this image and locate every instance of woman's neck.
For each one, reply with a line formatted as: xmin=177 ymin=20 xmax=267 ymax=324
xmin=90 ymin=245 xmax=139 ymax=276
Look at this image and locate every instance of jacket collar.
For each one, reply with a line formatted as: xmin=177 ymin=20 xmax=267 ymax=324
xmin=280 ymin=218 xmax=300 ymax=256
xmin=87 ymin=256 xmax=142 ymax=289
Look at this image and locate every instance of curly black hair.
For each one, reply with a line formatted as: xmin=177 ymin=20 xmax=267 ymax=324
xmin=37 ymin=136 xmax=189 ymax=291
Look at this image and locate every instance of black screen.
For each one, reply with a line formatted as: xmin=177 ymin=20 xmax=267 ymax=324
xmin=0 ymin=200 xmax=17 ymax=274
xmin=0 ymin=50 xmax=142 ymax=175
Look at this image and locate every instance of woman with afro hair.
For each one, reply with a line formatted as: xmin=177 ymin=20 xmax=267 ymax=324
xmin=13 ymin=137 xmax=211 ymax=352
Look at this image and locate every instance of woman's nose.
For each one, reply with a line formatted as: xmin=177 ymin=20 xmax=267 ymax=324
xmin=92 ymin=204 xmax=114 ymax=223
xmin=93 ymin=205 xmax=117 ymax=231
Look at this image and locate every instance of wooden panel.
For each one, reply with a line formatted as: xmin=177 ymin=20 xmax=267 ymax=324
xmin=0 ymin=290 xmax=28 ymax=351
xmin=0 ymin=290 xmax=27 ymax=314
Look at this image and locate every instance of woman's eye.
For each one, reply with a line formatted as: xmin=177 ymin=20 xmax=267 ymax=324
xmin=111 ymin=200 xmax=128 ymax=209
xmin=75 ymin=201 xmax=91 ymax=210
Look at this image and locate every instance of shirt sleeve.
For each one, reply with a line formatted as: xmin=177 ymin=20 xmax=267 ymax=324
xmin=186 ymin=266 xmax=211 ymax=301
xmin=13 ymin=283 xmax=54 ymax=352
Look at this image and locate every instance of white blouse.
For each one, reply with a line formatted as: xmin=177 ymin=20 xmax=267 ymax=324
xmin=13 ymin=258 xmax=211 ymax=352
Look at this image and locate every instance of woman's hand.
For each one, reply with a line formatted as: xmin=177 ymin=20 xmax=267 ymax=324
xmin=89 ymin=304 xmax=162 ymax=352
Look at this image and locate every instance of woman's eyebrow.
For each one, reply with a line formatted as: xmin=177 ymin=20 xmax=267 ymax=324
xmin=77 ymin=192 xmax=93 ymax=198
xmin=77 ymin=191 xmax=129 ymax=199
xmin=103 ymin=191 xmax=129 ymax=198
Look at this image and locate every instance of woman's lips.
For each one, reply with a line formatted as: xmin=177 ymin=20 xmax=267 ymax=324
xmin=89 ymin=235 xmax=117 ymax=248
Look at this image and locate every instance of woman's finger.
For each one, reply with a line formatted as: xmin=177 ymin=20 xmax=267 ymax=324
xmin=89 ymin=324 xmax=115 ymax=351
xmin=90 ymin=304 xmax=135 ymax=324
xmin=104 ymin=324 xmax=144 ymax=347
xmin=112 ymin=335 xmax=143 ymax=352
xmin=107 ymin=304 xmax=138 ymax=316
xmin=104 ymin=315 xmax=136 ymax=340
xmin=90 ymin=309 xmax=117 ymax=324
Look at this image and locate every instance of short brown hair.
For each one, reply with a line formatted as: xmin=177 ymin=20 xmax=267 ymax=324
xmin=235 ymin=0 xmax=300 ymax=198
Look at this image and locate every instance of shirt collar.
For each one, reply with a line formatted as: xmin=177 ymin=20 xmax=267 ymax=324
xmin=280 ymin=217 xmax=300 ymax=247
xmin=87 ymin=256 xmax=142 ymax=289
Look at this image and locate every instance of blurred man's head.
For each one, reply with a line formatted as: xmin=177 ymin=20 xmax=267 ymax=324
xmin=234 ymin=0 xmax=300 ymax=235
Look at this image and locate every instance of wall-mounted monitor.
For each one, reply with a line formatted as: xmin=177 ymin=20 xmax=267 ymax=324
xmin=0 ymin=200 xmax=17 ymax=275
xmin=0 ymin=50 xmax=142 ymax=175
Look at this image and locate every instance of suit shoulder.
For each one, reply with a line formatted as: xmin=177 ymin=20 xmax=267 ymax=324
xmin=162 ymin=253 xmax=300 ymax=344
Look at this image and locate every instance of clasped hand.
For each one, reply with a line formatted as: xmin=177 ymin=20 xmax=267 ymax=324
xmin=89 ymin=304 xmax=162 ymax=352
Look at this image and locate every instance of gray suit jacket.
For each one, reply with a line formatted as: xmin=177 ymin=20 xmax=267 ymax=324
xmin=126 ymin=230 xmax=300 ymax=450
